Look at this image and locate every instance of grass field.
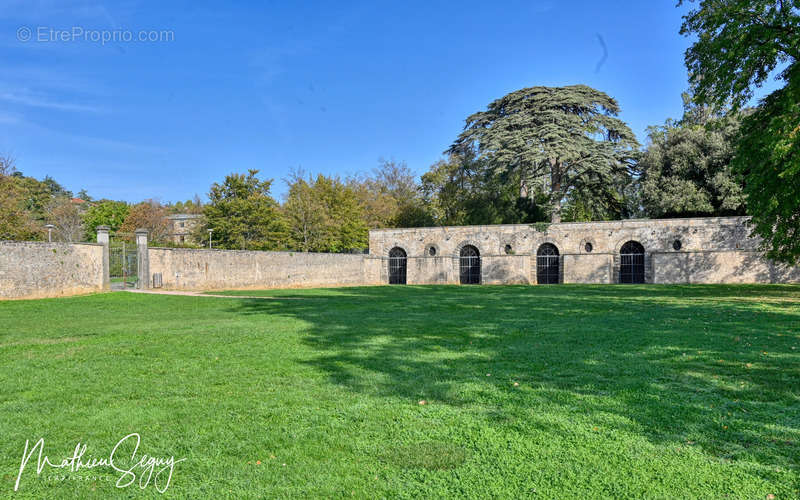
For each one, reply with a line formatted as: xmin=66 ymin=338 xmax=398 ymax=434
xmin=1 ymin=285 xmax=798 ymax=498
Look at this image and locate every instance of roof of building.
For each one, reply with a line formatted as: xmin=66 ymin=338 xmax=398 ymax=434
xmin=166 ymin=213 xmax=203 ymax=220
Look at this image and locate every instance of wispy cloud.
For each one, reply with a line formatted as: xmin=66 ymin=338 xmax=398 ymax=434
xmin=0 ymin=89 xmax=103 ymax=113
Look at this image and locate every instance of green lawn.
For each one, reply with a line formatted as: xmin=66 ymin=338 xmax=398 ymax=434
xmin=1 ymin=285 xmax=798 ymax=498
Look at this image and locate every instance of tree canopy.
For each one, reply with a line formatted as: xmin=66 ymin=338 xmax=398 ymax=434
xmin=680 ymin=0 xmax=800 ymax=110
xmin=119 ymin=200 xmax=171 ymax=244
xmin=448 ymin=85 xmax=639 ymax=222
xmin=284 ymin=172 xmax=368 ymax=252
xmin=421 ymin=152 xmax=549 ymax=226
xmin=733 ymin=64 xmax=800 ymax=263
xmin=200 ymin=170 xmax=287 ymax=250
xmin=83 ymin=200 xmax=130 ymax=240
xmin=639 ymin=98 xmax=747 ymax=218
xmin=681 ymin=0 xmax=800 ymax=262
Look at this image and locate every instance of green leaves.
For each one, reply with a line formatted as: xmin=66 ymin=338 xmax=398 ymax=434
xmin=732 ymin=63 xmax=800 ymax=264
xmin=639 ymin=104 xmax=747 ymax=218
xmin=680 ymin=0 xmax=800 ymax=110
xmin=448 ymin=85 xmax=638 ymax=222
xmin=681 ymin=1 xmax=800 ymax=263
xmin=284 ymin=173 xmax=368 ymax=253
xmin=83 ymin=200 xmax=130 ymax=239
xmin=201 ymin=170 xmax=288 ymax=250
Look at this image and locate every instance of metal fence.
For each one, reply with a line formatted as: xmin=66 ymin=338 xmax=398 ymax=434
xmin=109 ymin=236 xmax=138 ymax=289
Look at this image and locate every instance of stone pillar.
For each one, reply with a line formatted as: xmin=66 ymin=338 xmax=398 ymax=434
xmin=135 ymin=229 xmax=149 ymax=289
xmin=96 ymin=225 xmax=111 ymax=291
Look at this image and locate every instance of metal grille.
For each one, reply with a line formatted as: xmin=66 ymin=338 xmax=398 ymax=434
xmin=536 ymin=243 xmax=560 ymax=284
xmin=459 ymin=245 xmax=481 ymax=284
xmin=152 ymin=273 xmax=163 ymax=288
xmin=388 ymin=247 xmax=407 ymax=284
xmin=620 ymin=241 xmax=645 ymax=284
xmin=109 ymin=237 xmax=138 ymax=289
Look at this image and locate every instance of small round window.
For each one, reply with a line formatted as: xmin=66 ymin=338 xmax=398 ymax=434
xmin=427 ymin=246 xmax=436 ymax=256
xmin=584 ymin=242 xmax=593 ymax=253
xmin=673 ymin=240 xmax=682 ymax=251
xmin=504 ymin=244 xmax=513 ymax=254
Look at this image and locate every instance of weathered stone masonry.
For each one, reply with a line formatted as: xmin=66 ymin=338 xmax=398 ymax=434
xmin=147 ymin=247 xmax=380 ymax=290
xmin=368 ymin=216 xmax=800 ymax=285
xmin=3 ymin=216 xmax=798 ymax=300
xmin=0 ymin=241 xmax=105 ymax=299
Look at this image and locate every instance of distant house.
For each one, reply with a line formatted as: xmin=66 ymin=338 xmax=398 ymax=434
xmin=166 ymin=214 xmax=202 ymax=245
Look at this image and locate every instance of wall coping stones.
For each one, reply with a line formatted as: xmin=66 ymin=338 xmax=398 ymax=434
xmin=369 ymin=216 xmax=751 ymax=234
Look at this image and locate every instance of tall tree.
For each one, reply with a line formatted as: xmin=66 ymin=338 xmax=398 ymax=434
xmin=284 ymin=172 xmax=368 ymax=252
xmin=733 ymin=65 xmax=800 ymax=263
xmin=351 ymin=159 xmax=432 ymax=229
xmin=448 ymin=85 xmax=638 ymax=223
xmin=421 ymin=152 xmax=549 ymax=226
xmin=83 ymin=200 xmax=130 ymax=240
xmin=200 ymin=170 xmax=287 ymax=250
xmin=46 ymin=198 xmax=85 ymax=242
xmin=283 ymin=171 xmax=328 ymax=252
xmin=680 ymin=0 xmax=800 ymax=110
xmin=639 ymin=98 xmax=747 ymax=218
xmin=680 ymin=0 xmax=800 ymax=262
xmin=120 ymin=200 xmax=171 ymax=244
xmin=0 ymin=160 xmax=41 ymax=240
xmin=167 ymin=195 xmax=204 ymax=214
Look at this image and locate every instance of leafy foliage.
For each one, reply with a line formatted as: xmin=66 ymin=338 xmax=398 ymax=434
xmin=83 ymin=200 xmax=130 ymax=240
xmin=119 ymin=200 xmax=171 ymax=244
xmin=733 ymin=63 xmax=800 ymax=263
xmin=45 ymin=197 xmax=85 ymax=242
xmin=284 ymin=172 xmax=368 ymax=252
xmin=681 ymin=1 xmax=800 ymax=263
xmin=680 ymin=0 xmax=800 ymax=110
xmin=350 ymin=160 xmax=432 ymax=229
xmin=199 ymin=170 xmax=287 ymax=250
xmin=0 ymin=176 xmax=41 ymax=241
xmin=421 ymin=153 xmax=550 ymax=226
xmin=448 ymin=85 xmax=639 ymax=222
xmin=0 ymin=157 xmax=79 ymax=241
xmin=167 ymin=196 xmax=204 ymax=215
xmin=639 ymin=99 xmax=747 ymax=218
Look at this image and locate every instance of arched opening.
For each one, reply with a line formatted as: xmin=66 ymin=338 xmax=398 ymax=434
xmin=388 ymin=247 xmax=407 ymax=284
xmin=536 ymin=243 xmax=560 ymax=284
xmin=459 ymin=245 xmax=481 ymax=284
xmin=619 ymin=241 xmax=645 ymax=284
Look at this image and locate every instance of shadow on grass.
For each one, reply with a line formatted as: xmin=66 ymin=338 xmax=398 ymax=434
xmin=228 ymin=284 xmax=800 ymax=480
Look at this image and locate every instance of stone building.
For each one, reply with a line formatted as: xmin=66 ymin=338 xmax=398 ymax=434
xmin=166 ymin=214 xmax=202 ymax=245
xmin=368 ymin=216 xmax=800 ymax=285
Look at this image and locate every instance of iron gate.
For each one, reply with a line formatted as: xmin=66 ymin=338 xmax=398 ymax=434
xmin=536 ymin=243 xmax=560 ymax=284
xmin=620 ymin=241 xmax=645 ymax=284
xmin=459 ymin=245 xmax=481 ymax=284
xmin=388 ymin=247 xmax=407 ymax=284
xmin=109 ymin=235 xmax=138 ymax=289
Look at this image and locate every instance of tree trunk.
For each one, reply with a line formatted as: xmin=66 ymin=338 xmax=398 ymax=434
xmin=550 ymin=159 xmax=562 ymax=223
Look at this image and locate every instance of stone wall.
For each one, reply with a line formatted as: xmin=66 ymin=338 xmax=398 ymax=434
xmin=0 ymin=241 xmax=105 ymax=299
xmin=369 ymin=216 xmax=800 ymax=285
xmin=148 ymin=247 xmax=380 ymax=291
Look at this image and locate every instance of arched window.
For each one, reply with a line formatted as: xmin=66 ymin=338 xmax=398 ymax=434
xmin=619 ymin=241 xmax=645 ymax=284
xmin=388 ymin=247 xmax=407 ymax=284
xmin=536 ymin=243 xmax=560 ymax=284
xmin=459 ymin=245 xmax=481 ymax=284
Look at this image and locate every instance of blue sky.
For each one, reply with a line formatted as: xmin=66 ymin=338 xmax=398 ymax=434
xmin=0 ymin=1 xmax=776 ymax=203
